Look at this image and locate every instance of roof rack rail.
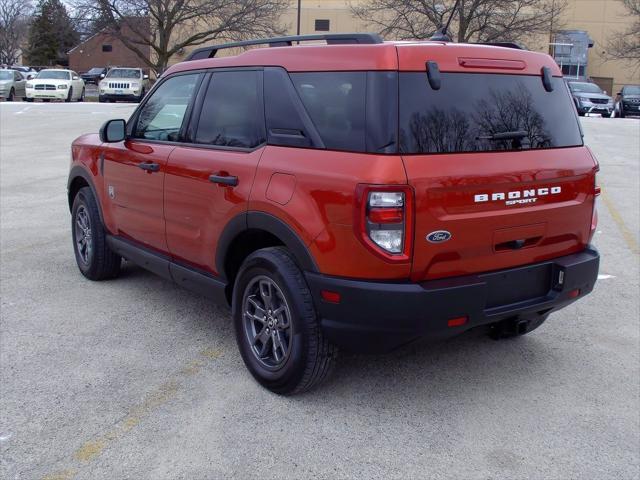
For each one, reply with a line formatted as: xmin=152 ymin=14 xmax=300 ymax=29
xmin=478 ymin=42 xmax=526 ymax=50
xmin=186 ymin=33 xmax=384 ymax=61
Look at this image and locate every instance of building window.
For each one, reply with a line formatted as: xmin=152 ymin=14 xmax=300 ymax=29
xmin=102 ymin=44 xmax=113 ymax=52
xmin=315 ymin=19 xmax=330 ymax=32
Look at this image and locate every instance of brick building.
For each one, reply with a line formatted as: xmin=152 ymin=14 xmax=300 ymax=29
xmin=68 ymin=20 xmax=150 ymax=74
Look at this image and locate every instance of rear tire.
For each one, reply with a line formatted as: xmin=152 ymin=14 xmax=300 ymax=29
xmin=602 ymin=112 xmax=611 ymax=118
xmin=233 ymin=247 xmax=336 ymax=395
xmin=71 ymin=187 xmax=121 ymax=280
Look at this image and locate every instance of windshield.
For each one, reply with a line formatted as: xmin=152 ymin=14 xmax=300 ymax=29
xmin=0 ymin=71 xmax=13 ymax=80
xmin=106 ymin=69 xmax=141 ymax=79
xmin=37 ymin=70 xmax=70 ymax=80
xmin=622 ymin=85 xmax=640 ymax=95
xmin=399 ymin=73 xmax=583 ymax=154
xmin=86 ymin=68 xmax=104 ymax=74
xmin=568 ymin=82 xmax=602 ymax=94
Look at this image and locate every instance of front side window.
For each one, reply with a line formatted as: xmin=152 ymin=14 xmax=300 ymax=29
xmin=194 ymin=70 xmax=264 ymax=148
xmin=399 ymin=73 xmax=583 ymax=154
xmin=134 ymin=74 xmax=199 ymax=142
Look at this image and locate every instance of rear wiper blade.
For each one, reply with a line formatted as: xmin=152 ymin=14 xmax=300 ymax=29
xmin=477 ymin=130 xmax=528 ymax=140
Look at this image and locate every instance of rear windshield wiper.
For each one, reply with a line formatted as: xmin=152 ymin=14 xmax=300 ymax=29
xmin=477 ymin=130 xmax=528 ymax=141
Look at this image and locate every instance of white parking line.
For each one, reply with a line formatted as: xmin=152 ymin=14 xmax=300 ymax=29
xmin=597 ymin=274 xmax=616 ymax=280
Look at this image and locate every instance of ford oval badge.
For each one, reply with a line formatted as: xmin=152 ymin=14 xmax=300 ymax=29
xmin=426 ymin=230 xmax=452 ymax=243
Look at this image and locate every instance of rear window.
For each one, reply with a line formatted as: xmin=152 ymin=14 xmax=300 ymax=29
xmin=399 ymin=73 xmax=583 ymax=154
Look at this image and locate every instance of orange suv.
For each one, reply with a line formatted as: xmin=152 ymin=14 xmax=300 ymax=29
xmin=68 ymin=34 xmax=600 ymax=394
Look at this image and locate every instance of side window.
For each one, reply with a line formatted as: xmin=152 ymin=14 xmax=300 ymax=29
xmin=134 ymin=74 xmax=199 ymax=142
xmin=194 ymin=70 xmax=264 ymax=149
xmin=290 ymin=72 xmax=366 ymax=152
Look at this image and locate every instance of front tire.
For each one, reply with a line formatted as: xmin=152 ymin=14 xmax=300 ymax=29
xmin=233 ymin=247 xmax=336 ymax=395
xmin=65 ymin=87 xmax=73 ymax=102
xmin=78 ymin=87 xmax=85 ymax=102
xmin=7 ymin=88 xmax=14 ymax=101
xmin=71 ymin=187 xmax=121 ymax=280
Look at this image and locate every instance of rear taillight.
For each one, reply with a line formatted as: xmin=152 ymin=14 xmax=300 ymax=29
xmin=355 ymin=185 xmax=414 ymax=262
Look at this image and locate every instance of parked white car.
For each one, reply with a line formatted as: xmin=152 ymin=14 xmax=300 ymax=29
xmin=0 ymin=69 xmax=26 ymax=101
xmin=98 ymin=67 xmax=149 ymax=103
xmin=25 ymin=69 xmax=85 ymax=102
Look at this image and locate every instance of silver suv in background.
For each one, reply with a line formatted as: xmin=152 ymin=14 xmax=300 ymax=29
xmin=98 ymin=67 xmax=149 ymax=103
xmin=566 ymin=80 xmax=614 ymax=117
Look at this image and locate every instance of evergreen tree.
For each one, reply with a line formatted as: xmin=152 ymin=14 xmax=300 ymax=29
xmin=25 ymin=0 xmax=78 ymax=66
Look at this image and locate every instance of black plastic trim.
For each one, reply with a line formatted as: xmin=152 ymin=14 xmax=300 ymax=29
xmin=186 ymin=33 xmax=384 ymax=61
xmin=67 ymin=166 xmax=104 ymax=223
xmin=107 ymin=235 xmax=229 ymax=305
xmin=305 ymin=247 xmax=600 ymax=352
xmin=247 ymin=212 xmax=319 ymax=273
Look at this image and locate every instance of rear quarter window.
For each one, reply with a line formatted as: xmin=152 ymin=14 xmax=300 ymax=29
xmin=289 ymin=71 xmax=398 ymax=153
xmin=399 ymin=73 xmax=583 ymax=154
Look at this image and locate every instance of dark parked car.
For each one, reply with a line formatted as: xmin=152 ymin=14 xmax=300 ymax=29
xmin=81 ymin=67 xmax=108 ymax=84
xmin=614 ymin=85 xmax=640 ymax=118
xmin=566 ymin=80 xmax=614 ymax=117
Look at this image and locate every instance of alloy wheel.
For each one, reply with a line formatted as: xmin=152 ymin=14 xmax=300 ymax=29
xmin=74 ymin=205 xmax=92 ymax=265
xmin=242 ymin=276 xmax=293 ymax=369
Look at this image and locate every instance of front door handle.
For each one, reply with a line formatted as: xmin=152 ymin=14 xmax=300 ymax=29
xmin=138 ymin=162 xmax=160 ymax=172
xmin=209 ymin=174 xmax=238 ymax=187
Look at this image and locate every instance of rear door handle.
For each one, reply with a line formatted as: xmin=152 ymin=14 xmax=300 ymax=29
xmin=138 ymin=162 xmax=160 ymax=172
xmin=209 ymin=174 xmax=238 ymax=187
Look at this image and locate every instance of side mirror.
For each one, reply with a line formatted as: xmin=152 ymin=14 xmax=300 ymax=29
xmin=100 ymin=73 xmax=105 ymax=78
xmin=617 ymin=91 xmax=622 ymax=96
xmin=143 ymin=74 xmax=149 ymax=80
xmin=603 ymin=90 xmax=608 ymax=95
xmin=99 ymin=119 xmax=126 ymax=143
xmin=73 ymin=76 xmax=79 ymax=80
xmin=26 ymin=74 xmax=34 ymax=80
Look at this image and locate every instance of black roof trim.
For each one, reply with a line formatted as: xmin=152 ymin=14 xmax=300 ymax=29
xmin=185 ymin=33 xmax=384 ymax=61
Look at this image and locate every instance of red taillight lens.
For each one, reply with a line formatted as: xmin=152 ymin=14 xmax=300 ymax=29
xmin=368 ymin=207 xmax=404 ymax=224
xmin=354 ymin=185 xmax=414 ymax=262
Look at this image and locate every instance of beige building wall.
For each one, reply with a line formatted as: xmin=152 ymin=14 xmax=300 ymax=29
xmin=172 ymin=0 xmax=638 ymax=91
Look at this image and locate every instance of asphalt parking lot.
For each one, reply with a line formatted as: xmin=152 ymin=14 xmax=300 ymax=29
xmin=0 ymin=102 xmax=638 ymax=480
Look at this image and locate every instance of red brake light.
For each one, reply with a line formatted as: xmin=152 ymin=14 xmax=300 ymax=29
xmin=368 ymin=207 xmax=404 ymax=224
xmin=354 ymin=185 xmax=414 ymax=263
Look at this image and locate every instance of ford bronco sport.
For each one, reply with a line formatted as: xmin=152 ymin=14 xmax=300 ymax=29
xmin=68 ymin=33 xmax=600 ymax=394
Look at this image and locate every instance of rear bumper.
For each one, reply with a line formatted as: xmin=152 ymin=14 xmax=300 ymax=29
xmin=305 ymin=247 xmax=599 ymax=352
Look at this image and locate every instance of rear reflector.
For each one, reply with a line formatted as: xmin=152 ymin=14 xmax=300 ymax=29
xmin=568 ymin=289 xmax=580 ymax=298
xmin=447 ymin=316 xmax=468 ymax=327
xmin=321 ymin=290 xmax=341 ymax=303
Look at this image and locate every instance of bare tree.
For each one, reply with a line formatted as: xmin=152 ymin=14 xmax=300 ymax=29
xmin=0 ymin=0 xmax=32 ymax=65
xmin=350 ymin=0 xmax=566 ymax=45
xmin=608 ymin=0 xmax=640 ymax=68
xmin=71 ymin=0 xmax=289 ymax=75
